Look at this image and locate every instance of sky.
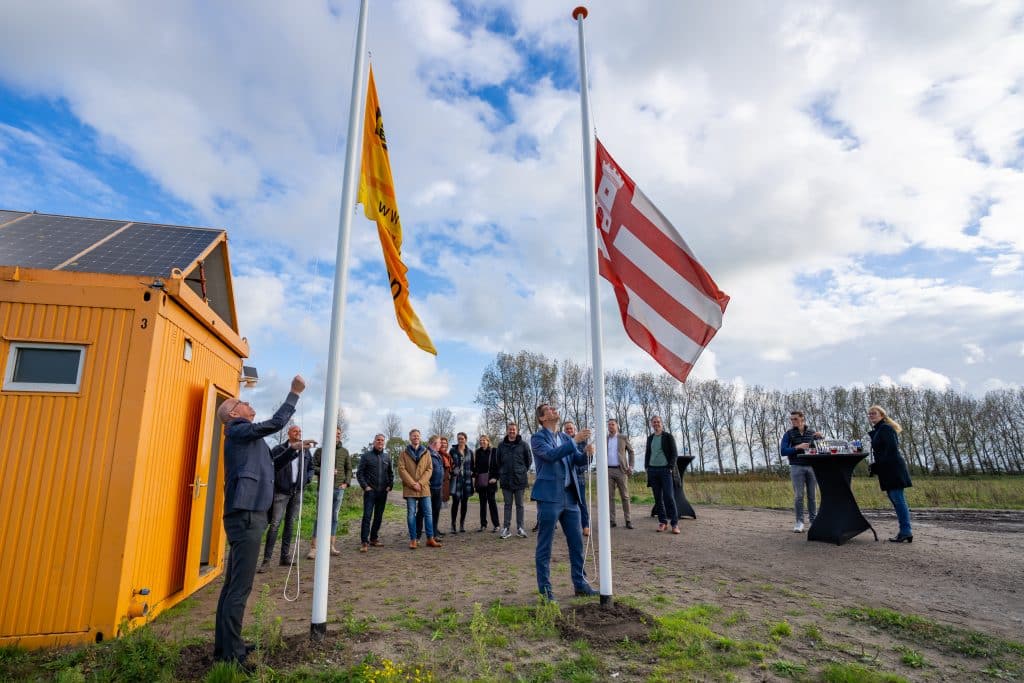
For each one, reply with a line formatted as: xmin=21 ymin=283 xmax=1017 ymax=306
xmin=1 ymin=0 xmax=1023 ymax=449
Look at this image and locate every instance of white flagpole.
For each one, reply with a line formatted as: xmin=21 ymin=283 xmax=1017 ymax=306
xmin=573 ymin=5 xmax=613 ymax=605
xmin=312 ymin=0 xmax=370 ymax=638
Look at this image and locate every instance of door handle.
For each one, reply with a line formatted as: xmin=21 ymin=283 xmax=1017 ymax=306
xmin=188 ymin=477 xmax=209 ymax=499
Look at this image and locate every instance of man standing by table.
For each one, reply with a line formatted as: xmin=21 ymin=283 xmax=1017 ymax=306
xmin=606 ymin=419 xmax=635 ymax=529
xmin=214 ymin=375 xmax=305 ymax=669
xmin=645 ymin=415 xmax=680 ymax=534
xmin=780 ymin=410 xmax=823 ymax=533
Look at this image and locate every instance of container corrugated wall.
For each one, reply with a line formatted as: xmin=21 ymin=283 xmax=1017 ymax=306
xmin=0 ymin=301 xmax=134 ymax=640
xmin=125 ymin=308 xmax=240 ymax=609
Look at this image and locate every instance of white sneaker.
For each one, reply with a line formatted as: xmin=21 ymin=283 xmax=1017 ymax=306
xmin=499 ymin=527 xmax=512 ymax=539
xmin=793 ymin=522 xmax=805 ymax=533
xmin=516 ymin=527 xmax=527 ymax=538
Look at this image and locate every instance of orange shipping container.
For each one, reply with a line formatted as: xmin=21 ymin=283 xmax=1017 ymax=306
xmin=0 ymin=211 xmax=250 ymax=647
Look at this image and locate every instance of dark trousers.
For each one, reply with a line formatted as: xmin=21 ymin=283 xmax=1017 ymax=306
xmin=360 ymin=489 xmax=389 ymax=544
xmin=502 ymin=487 xmax=525 ymax=530
xmin=649 ymin=466 xmax=678 ymax=526
xmin=417 ymin=487 xmax=443 ymax=537
xmin=264 ymin=488 xmax=301 ymax=562
xmin=535 ymin=488 xmax=586 ymax=594
xmin=479 ymin=486 xmax=499 ymax=528
xmin=450 ymin=494 xmax=469 ymax=530
xmin=577 ymin=477 xmax=590 ymax=529
xmin=214 ymin=509 xmax=267 ymax=662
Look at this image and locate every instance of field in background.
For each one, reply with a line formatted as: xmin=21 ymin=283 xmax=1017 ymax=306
xmin=624 ymin=473 xmax=1024 ymax=510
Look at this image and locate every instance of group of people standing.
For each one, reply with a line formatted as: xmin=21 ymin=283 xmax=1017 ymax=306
xmin=780 ymin=405 xmax=914 ymax=542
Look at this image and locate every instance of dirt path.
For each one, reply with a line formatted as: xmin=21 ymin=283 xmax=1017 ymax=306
xmin=157 ymin=497 xmax=1023 ymax=679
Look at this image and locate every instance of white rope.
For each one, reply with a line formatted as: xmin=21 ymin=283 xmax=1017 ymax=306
xmin=281 ymin=255 xmax=321 ymax=602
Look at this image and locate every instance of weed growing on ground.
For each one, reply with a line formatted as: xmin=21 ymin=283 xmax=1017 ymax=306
xmin=769 ymin=620 xmax=793 ymax=641
xmin=895 ymin=645 xmax=926 ymax=668
xmin=844 ymin=605 xmax=1024 ymax=674
xmin=203 ymin=661 xmax=248 ymax=683
xmin=769 ymin=659 xmax=808 ymax=679
xmin=355 ymin=657 xmax=434 ymax=682
xmin=555 ymin=640 xmax=603 ymax=683
xmin=821 ymin=662 xmax=907 ymax=682
xmin=648 ymin=604 xmax=774 ymax=679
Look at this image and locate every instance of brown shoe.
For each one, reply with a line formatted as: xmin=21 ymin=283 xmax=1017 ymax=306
xmin=671 ymin=526 xmax=680 ymax=535
xmin=360 ymin=543 xmax=369 ymax=552
xmin=305 ymin=547 xmax=316 ymax=560
xmin=657 ymin=523 xmax=667 ymax=532
xmin=582 ymin=527 xmax=590 ymax=537
xmin=409 ymin=540 xmax=418 ymax=550
xmin=370 ymin=539 xmax=384 ymax=547
xmin=426 ymin=537 xmax=442 ymax=548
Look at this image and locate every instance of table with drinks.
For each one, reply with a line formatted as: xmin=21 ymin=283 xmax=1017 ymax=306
xmin=805 ymin=440 xmax=878 ymax=546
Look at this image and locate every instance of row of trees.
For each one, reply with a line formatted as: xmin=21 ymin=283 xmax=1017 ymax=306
xmin=473 ymin=350 xmax=1024 ymax=475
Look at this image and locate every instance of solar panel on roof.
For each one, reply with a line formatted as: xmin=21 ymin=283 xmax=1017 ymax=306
xmin=0 ymin=214 xmax=128 ymax=269
xmin=65 ymin=223 xmax=220 ymax=277
xmin=0 ymin=210 xmax=27 ymax=226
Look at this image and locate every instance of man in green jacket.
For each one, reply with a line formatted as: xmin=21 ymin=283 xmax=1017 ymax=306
xmin=307 ymin=427 xmax=352 ymax=558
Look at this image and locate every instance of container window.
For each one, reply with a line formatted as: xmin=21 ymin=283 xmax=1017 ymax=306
xmin=3 ymin=343 xmax=86 ymax=392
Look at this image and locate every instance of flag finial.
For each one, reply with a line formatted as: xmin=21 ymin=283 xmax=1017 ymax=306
xmin=572 ymin=6 xmax=588 ymax=20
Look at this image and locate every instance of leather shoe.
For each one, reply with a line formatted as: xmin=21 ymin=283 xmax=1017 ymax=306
xmin=370 ymin=539 xmax=384 ymax=547
xmin=409 ymin=540 xmax=418 ymax=550
xmin=359 ymin=543 xmax=369 ymax=552
xmin=625 ymin=522 xmax=634 ymax=529
xmin=889 ymin=534 xmax=913 ymax=543
xmin=426 ymin=537 xmax=443 ymax=547
xmin=574 ymin=583 xmax=599 ymax=597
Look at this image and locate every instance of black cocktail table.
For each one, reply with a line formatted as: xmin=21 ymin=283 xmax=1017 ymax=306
xmin=675 ymin=455 xmax=696 ymax=519
xmin=807 ymin=452 xmax=877 ymax=545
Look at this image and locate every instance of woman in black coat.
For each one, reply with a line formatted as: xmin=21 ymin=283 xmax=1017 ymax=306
xmin=473 ymin=435 xmax=501 ymax=532
xmin=868 ymin=405 xmax=913 ymax=543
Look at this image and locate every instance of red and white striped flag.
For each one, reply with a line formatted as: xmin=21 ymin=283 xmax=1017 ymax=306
xmin=594 ymin=138 xmax=730 ymax=382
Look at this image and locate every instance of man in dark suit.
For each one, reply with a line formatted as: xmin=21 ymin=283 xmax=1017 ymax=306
xmin=530 ymin=402 xmax=597 ymax=601
xmin=645 ymin=415 xmax=680 ymax=534
xmin=213 ymin=375 xmax=305 ymax=668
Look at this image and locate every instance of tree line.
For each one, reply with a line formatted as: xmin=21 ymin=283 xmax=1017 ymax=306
xmin=473 ymin=350 xmax=1024 ymax=475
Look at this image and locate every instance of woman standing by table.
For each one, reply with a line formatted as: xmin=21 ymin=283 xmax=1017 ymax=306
xmin=867 ymin=405 xmax=914 ymax=543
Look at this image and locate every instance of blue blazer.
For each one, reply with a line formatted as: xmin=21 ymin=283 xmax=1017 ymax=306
xmin=223 ymin=393 xmax=297 ymax=514
xmin=530 ymin=427 xmax=587 ymax=503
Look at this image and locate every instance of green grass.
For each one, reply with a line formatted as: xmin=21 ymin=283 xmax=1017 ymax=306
xmin=821 ymin=662 xmax=908 ymax=683
xmin=626 ymin=473 xmax=1024 ymax=509
xmin=648 ymin=604 xmax=775 ymax=680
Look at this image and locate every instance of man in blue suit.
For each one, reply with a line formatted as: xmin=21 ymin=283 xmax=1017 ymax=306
xmin=530 ymin=402 xmax=598 ymax=600
xmin=213 ymin=375 xmax=305 ymax=669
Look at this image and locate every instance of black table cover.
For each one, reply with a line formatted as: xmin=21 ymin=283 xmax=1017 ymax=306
xmin=807 ymin=452 xmax=878 ymax=545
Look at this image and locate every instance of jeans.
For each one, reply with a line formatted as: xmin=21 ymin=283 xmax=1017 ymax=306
xmin=649 ymin=466 xmax=678 ymax=526
xmin=265 ymin=489 xmax=301 ymax=562
xmin=214 ymin=509 xmax=266 ymax=662
xmin=577 ymin=475 xmax=590 ymax=530
xmin=535 ymin=487 xmax=587 ymax=594
xmin=887 ymin=488 xmax=912 ymax=536
xmin=417 ymin=488 xmax=442 ymax=536
xmin=312 ymin=487 xmax=344 ymax=537
xmin=406 ymin=497 xmax=434 ymax=540
xmin=502 ymin=487 xmax=525 ymax=530
xmin=790 ymin=465 xmax=817 ymax=523
xmin=479 ymin=486 xmax=499 ymax=528
xmin=360 ymin=489 xmax=389 ymax=544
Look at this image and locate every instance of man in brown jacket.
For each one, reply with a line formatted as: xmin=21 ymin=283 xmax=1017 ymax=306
xmin=307 ymin=427 xmax=352 ymax=559
xmin=398 ymin=429 xmax=441 ymax=549
xmin=607 ymin=419 xmax=636 ymax=529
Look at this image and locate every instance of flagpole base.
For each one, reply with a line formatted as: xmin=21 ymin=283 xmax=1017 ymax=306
xmin=310 ymin=622 xmax=327 ymax=641
xmin=600 ymin=594 xmax=613 ymax=607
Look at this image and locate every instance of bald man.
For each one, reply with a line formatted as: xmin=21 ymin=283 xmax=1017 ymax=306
xmin=213 ymin=375 xmax=305 ymax=669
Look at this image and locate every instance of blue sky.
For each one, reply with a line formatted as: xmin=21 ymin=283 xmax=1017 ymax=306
xmin=2 ymin=0 xmax=1023 ymax=448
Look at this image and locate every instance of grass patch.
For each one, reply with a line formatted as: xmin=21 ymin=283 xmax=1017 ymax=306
xmin=555 ymin=640 xmax=604 ymax=683
xmin=821 ymin=662 xmax=907 ymax=682
xmin=769 ymin=620 xmax=793 ymax=641
xmin=648 ymin=604 xmax=774 ymax=680
xmin=844 ymin=606 xmax=1024 ymax=663
xmin=895 ymin=645 xmax=925 ymax=669
xmin=770 ymin=659 xmax=808 ymax=679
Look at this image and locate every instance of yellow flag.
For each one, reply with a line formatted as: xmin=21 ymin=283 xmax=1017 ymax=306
xmin=357 ymin=67 xmax=437 ymax=355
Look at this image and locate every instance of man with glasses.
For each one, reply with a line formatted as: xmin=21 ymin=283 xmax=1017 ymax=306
xmin=530 ymin=402 xmax=597 ymax=601
xmin=780 ymin=410 xmax=823 ymax=532
xmin=213 ymin=375 xmax=306 ymax=670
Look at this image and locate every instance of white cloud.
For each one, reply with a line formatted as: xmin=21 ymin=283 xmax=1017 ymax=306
xmin=963 ymin=343 xmax=986 ymax=365
xmin=897 ymin=367 xmax=952 ymax=391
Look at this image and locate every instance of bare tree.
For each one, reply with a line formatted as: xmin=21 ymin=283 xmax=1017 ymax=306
xmin=429 ymin=407 xmax=457 ymax=441
xmin=605 ymin=369 xmax=636 ymax=438
xmin=381 ymin=411 xmax=402 ymax=442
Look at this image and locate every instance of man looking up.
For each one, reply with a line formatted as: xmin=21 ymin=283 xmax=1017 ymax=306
xmin=213 ymin=375 xmax=305 ymax=669
xmin=531 ymin=402 xmax=597 ymax=601
xmin=780 ymin=410 xmax=822 ymax=533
